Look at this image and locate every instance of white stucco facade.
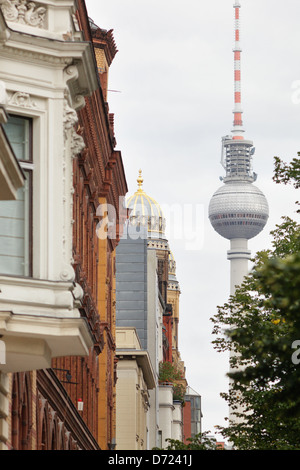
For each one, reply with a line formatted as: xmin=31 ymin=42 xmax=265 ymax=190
xmin=0 ymin=94 xmax=25 ymax=451
xmin=115 ymin=327 xmax=156 ymax=450
xmin=158 ymin=384 xmax=174 ymax=448
xmin=0 ymin=0 xmax=97 ymax=377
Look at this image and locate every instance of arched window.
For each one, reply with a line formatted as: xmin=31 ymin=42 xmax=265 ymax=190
xmin=11 ymin=373 xmax=32 ymax=450
xmin=40 ymin=410 xmax=48 ymax=450
xmin=11 ymin=374 xmax=20 ymax=450
xmin=20 ymin=373 xmax=31 ymax=450
xmin=50 ymin=427 xmax=57 ymax=450
xmin=58 ymin=423 xmax=65 ymax=450
xmin=50 ymin=414 xmax=58 ymax=450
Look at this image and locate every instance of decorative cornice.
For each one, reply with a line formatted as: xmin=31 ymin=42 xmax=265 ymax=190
xmin=2 ymin=43 xmax=73 ymax=66
xmin=99 ymin=150 xmax=118 ymax=197
xmin=91 ymin=27 xmax=118 ymax=66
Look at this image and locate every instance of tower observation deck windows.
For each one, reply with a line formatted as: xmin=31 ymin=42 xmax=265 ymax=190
xmin=225 ymin=142 xmax=253 ymax=178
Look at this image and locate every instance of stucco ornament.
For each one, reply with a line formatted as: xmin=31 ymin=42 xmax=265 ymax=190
xmin=60 ymin=265 xmax=76 ymax=283
xmin=8 ymin=91 xmax=37 ymax=108
xmin=0 ymin=0 xmax=47 ymax=28
xmin=63 ymin=99 xmax=85 ymax=156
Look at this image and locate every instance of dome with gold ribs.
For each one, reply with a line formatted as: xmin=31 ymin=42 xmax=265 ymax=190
xmin=127 ymin=170 xmax=166 ymax=239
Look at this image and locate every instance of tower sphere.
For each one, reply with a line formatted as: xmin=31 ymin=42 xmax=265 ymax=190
xmin=209 ymin=181 xmax=269 ymax=240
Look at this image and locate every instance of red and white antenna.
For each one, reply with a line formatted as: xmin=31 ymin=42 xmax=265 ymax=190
xmin=232 ymin=1 xmax=244 ymax=140
xmin=221 ymin=0 xmax=256 ymax=178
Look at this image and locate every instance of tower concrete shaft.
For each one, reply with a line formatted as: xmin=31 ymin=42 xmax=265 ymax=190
xmin=227 ymin=238 xmax=251 ymax=295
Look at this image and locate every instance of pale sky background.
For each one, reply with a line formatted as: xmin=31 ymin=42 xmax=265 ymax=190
xmin=85 ymin=0 xmax=300 ymax=441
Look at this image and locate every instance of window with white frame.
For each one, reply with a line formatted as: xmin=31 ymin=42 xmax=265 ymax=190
xmin=0 ymin=115 xmax=33 ymax=276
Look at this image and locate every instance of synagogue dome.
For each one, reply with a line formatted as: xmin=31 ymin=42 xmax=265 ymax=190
xmin=127 ymin=170 xmax=167 ymax=240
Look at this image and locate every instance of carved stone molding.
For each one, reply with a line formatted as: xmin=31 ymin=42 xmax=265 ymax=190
xmin=8 ymin=91 xmax=37 ymax=108
xmin=0 ymin=0 xmax=47 ymax=29
xmin=72 ymin=285 xmax=83 ymax=301
xmin=64 ymin=64 xmax=79 ymax=84
xmin=63 ymin=99 xmax=78 ymax=138
xmin=2 ymin=45 xmax=73 ymax=66
xmin=71 ymin=129 xmax=85 ymax=156
xmin=59 ymin=264 xmax=75 ymax=282
xmin=63 ymin=99 xmax=85 ymax=156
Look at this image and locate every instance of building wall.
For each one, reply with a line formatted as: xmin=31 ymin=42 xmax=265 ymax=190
xmin=115 ymin=328 xmax=154 ymax=450
xmin=116 ymin=227 xmax=148 ymax=349
xmin=147 ymin=248 xmax=162 ymax=449
xmin=172 ymin=401 xmax=183 ymax=442
xmin=0 ymin=0 xmax=127 ymax=451
xmin=0 ymin=0 xmax=96 ymax=376
xmin=97 ymin=225 xmax=117 ymax=449
xmin=0 ymin=0 xmax=102 ymax=450
xmin=116 ymin=233 xmax=165 ymax=449
xmin=0 ymin=372 xmax=9 ymax=450
xmin=52 ymin=2 xmax=127 ymax=450
xmin=183 ymin=400 xmax=192 ymax=444
xmin=116 ymin=361 xmax=138 ymax=449
xmin=167 ymin=288 xmax=180 ymax=361
xmin=158 ymin=384 xmax=174 ymax=448
xmin=116 ymin=359 xmax=149 ymax=450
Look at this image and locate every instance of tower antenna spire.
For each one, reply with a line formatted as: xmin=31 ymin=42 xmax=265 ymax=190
xmin=220 ymin=1 xmax=255 ymax=181
xmin=232 ymin=1 xmax=244 ymax=140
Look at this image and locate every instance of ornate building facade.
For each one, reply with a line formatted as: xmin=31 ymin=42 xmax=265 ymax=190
xmin=52 ymin=1 xmax=128 ymax=450
xmin=53 ymin=1 xmax=127 ymax=450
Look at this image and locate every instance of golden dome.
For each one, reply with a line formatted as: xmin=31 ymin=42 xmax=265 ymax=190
xmin=127 ymin=170 xmax=166 ymax=239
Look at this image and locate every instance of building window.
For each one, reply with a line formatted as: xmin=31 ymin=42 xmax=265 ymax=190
xmin=0 ymin=115 xmax=32 ymax=276
xmin=189 ymin=395 xmax=201 ymax=438
xmin=158 ymin=430 xmax=162 ymax=449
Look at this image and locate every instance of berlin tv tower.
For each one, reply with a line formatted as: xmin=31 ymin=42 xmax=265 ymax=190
xmin=209 ymin=1 xmax=269 ymax=297
xmin=208 ymin=1 xmax=269 ymax=424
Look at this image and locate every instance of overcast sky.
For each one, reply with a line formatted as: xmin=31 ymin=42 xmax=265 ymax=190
xmin=85 ymin=0 xmax=300 ymax=441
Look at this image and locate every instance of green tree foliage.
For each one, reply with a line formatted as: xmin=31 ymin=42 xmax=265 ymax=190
xmin=158 ymin=361 xmax=183 ymax=383
xmin=211 ymin=155 xmax=300 ymax=449
xmin=274 ymin=152 xmax=300 ymax=190
xmin=154 ymin=432 xmax=222 ymax=450
xmin=158 ymin=361 xmax=186 ymax=403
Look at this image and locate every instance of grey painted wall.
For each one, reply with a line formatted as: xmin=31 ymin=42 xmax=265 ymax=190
xmin=116 ymin=226 xmax=148 ymax=349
